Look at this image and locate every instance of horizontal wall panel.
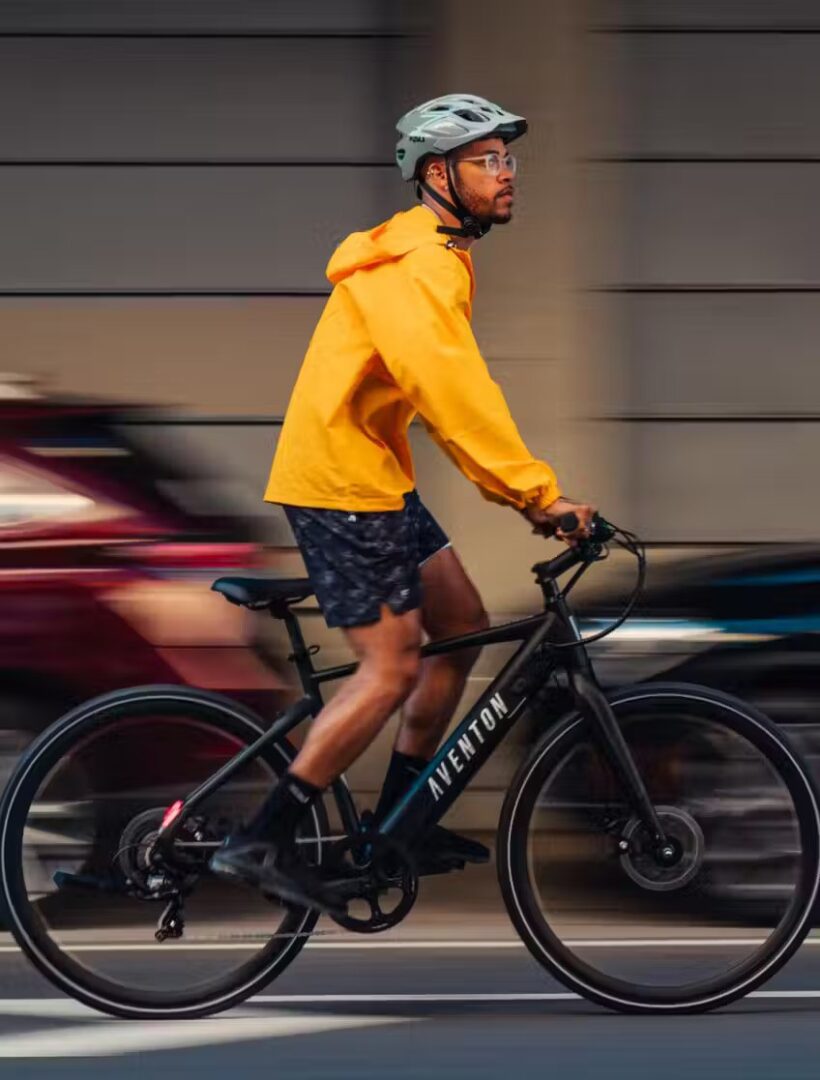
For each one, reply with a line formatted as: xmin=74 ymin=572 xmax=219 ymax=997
xmin=1 ymin=296 xmax=325 ymax=411
xmin=594 ymin=35 xmax=820 ymax=157
xmin=0 ymin=38 xmax=421 ymax=160
xmin=0 ymin=1 xmax=424 ymax=34
xmin=633 ymin=422 xmax=820 ymax=541
xmin=602 ymin=1 xmax=820 ymax=29
xmin=618 ymin=293 xmax=820 ymax=413
xmin=0 ymin=166 xmax=406 ymax=291
xmin=598 ymin=163 xmax=820 ymax=285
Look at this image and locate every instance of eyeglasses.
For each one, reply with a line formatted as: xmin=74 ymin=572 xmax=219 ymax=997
xmin=457 ymin=151 xmax=518 ymax=177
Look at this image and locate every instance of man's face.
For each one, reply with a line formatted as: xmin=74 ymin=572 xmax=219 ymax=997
xmin=449 ymin=136 xmax=516 ymax=225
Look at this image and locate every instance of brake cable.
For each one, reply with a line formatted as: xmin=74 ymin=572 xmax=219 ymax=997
xmin=550 ymin=525 xmax=647 ymax=649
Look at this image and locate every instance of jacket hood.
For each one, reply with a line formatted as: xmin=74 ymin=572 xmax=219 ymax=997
xmin=326 ymin=205 xmax=445 ymax=285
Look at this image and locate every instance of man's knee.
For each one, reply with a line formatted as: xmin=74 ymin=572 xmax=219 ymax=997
xmin=348 ymin=606 xmax=423 ymax=709
xmin=364 ymin=648 xmax=422 ymax=709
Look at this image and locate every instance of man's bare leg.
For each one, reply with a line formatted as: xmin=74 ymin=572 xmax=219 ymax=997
xmin=211 ymin=602 xmax=424 ymax=908
xmin=395 ymin=546 xmax=490 ymax=759
xmin=370 ymin=547 xmax=491 ymax=869
xmin=289 ymin=604 xmax=423 ymax=788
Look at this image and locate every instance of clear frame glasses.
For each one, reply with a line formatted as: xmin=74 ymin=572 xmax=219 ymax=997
xmin=457 ymin=151 xmax=518 ymax=177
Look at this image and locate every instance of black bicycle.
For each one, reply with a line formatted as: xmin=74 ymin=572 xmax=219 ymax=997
xmin=1 ymin=514 xmax=819 ymax=1019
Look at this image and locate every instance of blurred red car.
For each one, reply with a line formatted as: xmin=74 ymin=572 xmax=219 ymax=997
xmin=0 ymin=375 xmax=285 ymax=785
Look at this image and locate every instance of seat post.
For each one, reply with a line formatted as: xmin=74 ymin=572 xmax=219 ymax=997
xmin=278 ymin=606 xmax=320 ymax=700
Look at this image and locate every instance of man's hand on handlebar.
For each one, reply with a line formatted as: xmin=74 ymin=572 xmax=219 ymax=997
xmin=523 ymin=497 xmax=597 ymax=545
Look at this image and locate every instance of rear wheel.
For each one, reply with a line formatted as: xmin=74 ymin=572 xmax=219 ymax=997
xmin=498 ymin=683 xmax=820 ymax=1013
xmin=0 ymin=686 xmax=326 ymax=1019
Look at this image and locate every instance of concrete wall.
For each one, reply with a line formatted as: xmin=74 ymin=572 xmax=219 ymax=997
xmin=6 ymin=0 xmax=818 ymax=817
xmin=591 ymin=0 xmax=820 ymax=541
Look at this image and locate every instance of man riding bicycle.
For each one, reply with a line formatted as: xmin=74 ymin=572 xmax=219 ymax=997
xmin=211 ymin=93 xmax=596 ymax=911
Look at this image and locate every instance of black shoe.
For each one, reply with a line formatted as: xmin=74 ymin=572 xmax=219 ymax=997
xmin=419 ymin=826 xmax=490 ymax=872
xmin=209 ymin=835 xmax=346 ymax=918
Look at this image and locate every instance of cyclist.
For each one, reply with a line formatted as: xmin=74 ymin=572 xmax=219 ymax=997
xmin=211 ymin=93 xmax=596 ymax=911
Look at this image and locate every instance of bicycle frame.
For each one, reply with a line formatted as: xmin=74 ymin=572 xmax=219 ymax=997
xmin=160 ymin=559 xmax=670 ymax=855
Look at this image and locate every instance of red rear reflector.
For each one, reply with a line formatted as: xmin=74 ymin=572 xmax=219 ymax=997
xmin=160 ymin=799 xmax=184 ymax=831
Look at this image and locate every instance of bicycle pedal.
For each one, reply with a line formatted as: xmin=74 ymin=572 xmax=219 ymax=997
xmin=53 ymin=870 xmax=119 ymax=894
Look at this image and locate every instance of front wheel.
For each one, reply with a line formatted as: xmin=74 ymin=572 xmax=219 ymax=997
xmin=498 ymin=683 xmax=820 ymax=1013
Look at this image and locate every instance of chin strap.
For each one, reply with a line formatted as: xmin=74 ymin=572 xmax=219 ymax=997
xmin=418 ymin=157 xmax=491 ymax=240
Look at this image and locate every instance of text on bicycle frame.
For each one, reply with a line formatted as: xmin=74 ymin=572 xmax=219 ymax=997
xmin=427 ymin=692 xmax=509 ymax=801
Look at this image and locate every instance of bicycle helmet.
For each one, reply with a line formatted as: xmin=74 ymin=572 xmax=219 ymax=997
xmin=395 ymin=93 xmax=527 ymax=239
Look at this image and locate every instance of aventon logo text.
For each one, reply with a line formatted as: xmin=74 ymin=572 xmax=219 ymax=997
xmin=427 ymin=693 xmax=509 ymax=801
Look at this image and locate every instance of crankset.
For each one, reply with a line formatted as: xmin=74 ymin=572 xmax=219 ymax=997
xmin=327 ymin=832 xmax=418 ymax=934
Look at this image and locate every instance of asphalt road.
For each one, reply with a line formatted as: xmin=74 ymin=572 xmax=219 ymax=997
xmin=1 ymin=930 xmax=820 ymax=1078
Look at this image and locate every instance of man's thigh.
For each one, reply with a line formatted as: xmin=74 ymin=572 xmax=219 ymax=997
xmin=419 ymin=546 xmax=488 ymax=640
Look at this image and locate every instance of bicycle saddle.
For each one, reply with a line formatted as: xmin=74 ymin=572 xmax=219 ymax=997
xmin=211 ymin=575 xmax=315 ymax=610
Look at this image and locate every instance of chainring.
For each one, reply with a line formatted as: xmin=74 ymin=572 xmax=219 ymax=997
xmin=327 ymin=832 xmax=418 ymax=934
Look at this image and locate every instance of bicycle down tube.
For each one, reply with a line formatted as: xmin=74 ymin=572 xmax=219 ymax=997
xmin=380 ymin=612 xmax=558 ymax=847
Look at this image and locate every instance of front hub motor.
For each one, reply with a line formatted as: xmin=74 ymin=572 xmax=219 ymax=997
xmin=619 ymin=806 xmax=705 ymax=892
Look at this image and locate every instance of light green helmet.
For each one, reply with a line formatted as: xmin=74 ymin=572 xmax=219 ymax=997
xmin=395 ymin=93 xmax=527 ymax=182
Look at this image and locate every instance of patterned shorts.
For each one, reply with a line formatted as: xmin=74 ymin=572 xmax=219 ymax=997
xmin=282 ymin=490 xmax=450 ymax=628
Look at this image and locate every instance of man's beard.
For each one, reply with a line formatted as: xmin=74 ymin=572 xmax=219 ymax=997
xmin=470 ymin=190 xmax=514 ymax=226
xmin=491 ymin=186 xmax=515 ymax=224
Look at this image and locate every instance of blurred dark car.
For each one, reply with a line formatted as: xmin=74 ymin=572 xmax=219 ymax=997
xmin=578 ymin=544 xmax=820 ymax=911
xmin=0 ymin=375 xmax=285 ymax=792
xmin=587 ymin=543 xmax=820 ymax=737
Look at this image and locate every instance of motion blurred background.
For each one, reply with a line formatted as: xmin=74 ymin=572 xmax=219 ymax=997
xmin=2 ymin=0 xmax=820 ymax=839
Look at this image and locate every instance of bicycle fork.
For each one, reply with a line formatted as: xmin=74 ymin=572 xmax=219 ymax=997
xmin=571 ymin=671 xmax=677 ymax=864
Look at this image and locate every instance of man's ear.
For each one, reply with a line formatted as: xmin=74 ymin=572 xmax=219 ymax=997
xmin=422 ymin=157 xmax=448 ymax=195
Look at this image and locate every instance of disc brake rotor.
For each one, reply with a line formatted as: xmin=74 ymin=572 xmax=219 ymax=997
xmin=619 ymin=805 xmax=705 ymax=892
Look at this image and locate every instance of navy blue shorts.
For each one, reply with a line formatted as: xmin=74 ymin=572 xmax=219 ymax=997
xmin=282 ymin=490 xmax=450 ymax=628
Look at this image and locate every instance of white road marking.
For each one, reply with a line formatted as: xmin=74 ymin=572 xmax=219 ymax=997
xmin=253 ymin=990 xmax=820 ymax=1003
xmin=0 ymin=1011 xmax=414 ymax=1058
xmin=0 ymin=999 xmax=99 ymax=1019
xmin=1 ymin=936 xmax=819 ymax=953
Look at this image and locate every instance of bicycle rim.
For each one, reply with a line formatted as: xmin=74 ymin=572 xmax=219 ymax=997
xmin=0 ymin=688 xmax=322 ymax=1018
xmin=499 ymin=685 xmax=820 ymax=1012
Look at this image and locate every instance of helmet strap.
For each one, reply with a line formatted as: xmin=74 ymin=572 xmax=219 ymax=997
xmin=418 ymin=157 xmax=490 ymax=240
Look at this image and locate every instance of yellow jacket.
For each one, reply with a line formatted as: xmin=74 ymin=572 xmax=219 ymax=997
xmin=265 ymin=205 xmax=561 ymax=512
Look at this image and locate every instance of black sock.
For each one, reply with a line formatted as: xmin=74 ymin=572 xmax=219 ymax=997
xmin=244 ymin=771 xmax=322 ymax=844
xmin=373 ymin=750 xmax=429 ymax=823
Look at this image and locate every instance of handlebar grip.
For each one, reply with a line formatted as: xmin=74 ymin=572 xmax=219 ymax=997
xmin=558 ymin=511 xmax=580 ymax=534
xmin=556 ymin=512 xmax=617 ymax=544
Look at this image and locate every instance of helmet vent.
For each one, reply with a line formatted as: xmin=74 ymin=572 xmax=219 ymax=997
xmin=454 ymin=109 xmax=486 ymax=122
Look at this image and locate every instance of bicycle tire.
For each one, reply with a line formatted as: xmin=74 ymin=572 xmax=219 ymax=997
xmin=0 ymin=685 xmax=327 ymax=1020
xmin=497 ymin=682 xmax=820 ymax=1014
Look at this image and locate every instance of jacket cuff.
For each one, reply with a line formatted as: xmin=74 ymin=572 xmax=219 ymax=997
xmin=534 ymin=483 xmax=563 ymax=512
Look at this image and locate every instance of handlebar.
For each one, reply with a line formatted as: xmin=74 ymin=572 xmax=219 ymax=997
xmin=532 ymin=513 xmax=618 ymax=582
xmin=532 ymin=513 xmax=646 ymax=646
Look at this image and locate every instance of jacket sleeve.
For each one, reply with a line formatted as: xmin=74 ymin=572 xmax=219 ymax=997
xmin=350 ymin=244 xmax=562 ymax=511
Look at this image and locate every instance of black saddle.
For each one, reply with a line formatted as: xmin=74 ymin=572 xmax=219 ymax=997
xmin=211 ymin=576 xmax=315 ymax=612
